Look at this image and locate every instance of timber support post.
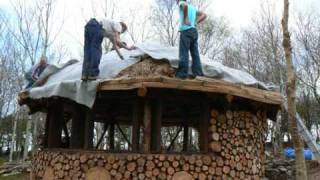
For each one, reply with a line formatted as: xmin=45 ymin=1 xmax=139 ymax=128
xmin=151 ymin=99 xmax=162 ymax=152
xmin=84 ymin=108 xmax=94 ymax=149
xmin=70 ymin=104 xmax=85 ymax=148
xmin=132 ymin=99 xmax=141 ymax=152
xmin=47 ymin=99 xmax=63 ymax=148
xmin=143 ymin=99 xmax=151 ymax=152
xmin=199 ymin=99 xmax=210 ymax=152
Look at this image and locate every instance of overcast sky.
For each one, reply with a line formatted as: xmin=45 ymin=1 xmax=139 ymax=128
xmin=0 ymin=0 xmax=319 ymax=60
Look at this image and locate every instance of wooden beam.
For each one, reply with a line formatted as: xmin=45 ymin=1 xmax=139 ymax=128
xmin=181 ymin=109 xmax=189 ymax=152
xmin=98 ymin=76 xmax=282 ymax=105
xmin=109 ymin=123 xmax=115 ymax=150
xmin=96 ymin=124 xmax=108 ymax=149
xmin=151 ymin=99 xmax=162 ymax=152
xmin=47 ymin=99 xmax=63 ymax=148
xmin=143 ymin=99 xmax=151 ymax=152
xmin=43 ymin=109 xmax=50 ymax=148
xmin=70 ymin=104 xmax=85 ymax=148
xmin=183 ymin=125 xmax=189 ymax=152
xmin=131 ymin=100 xmax=141 ymax=152
xmin=84 ymin=109 xmax=94 ymax=149
xmin=199 ymin=99 xmax=210 ymax=152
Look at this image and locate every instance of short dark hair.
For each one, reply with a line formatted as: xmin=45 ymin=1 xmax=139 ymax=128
xmin=120 ymin=22 xmax=127 ymax=33
xmin=176 ymin=0 xmax=186 ymax=4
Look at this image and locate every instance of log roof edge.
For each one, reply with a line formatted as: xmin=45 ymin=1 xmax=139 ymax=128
xmin=98 ymin=76 xmax=282 ymax=105
xmin=18 ymin=76 xmax=283 ymax=107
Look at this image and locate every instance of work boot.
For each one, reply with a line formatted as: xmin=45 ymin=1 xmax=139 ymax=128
xmin=87 ymin=75 xmax=98 ymax=80
xmin=81 ymin=75 xmax=88 ymax=81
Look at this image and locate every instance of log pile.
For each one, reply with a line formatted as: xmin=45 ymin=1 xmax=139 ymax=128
xmin=208 ymin=109 xmax=267 ymax=179
xmin=31 ymin=109 xmax=268 ymax=180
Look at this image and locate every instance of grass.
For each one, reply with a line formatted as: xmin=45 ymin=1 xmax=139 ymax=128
xmin=0 ymin=156 xmax=7 ymax=166
xmin=0 ymin=173 xmax=29 ymax=180
xmin=0 ymin=156 xmax=29 ymax=180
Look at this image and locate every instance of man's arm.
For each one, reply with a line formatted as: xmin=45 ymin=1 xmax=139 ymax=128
xmin=31 ymin=66 xmax=40 ymax=81
xmin=118 ymin=41 xmax=136 ymax=50
xmin=112 ymin=32 xmax=124 ymax=60
xmin=197 ymin=11 xmax=207 ymax=24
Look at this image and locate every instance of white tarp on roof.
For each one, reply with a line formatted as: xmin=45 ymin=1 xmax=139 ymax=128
xmin=29 ymin=42 xmax=274 ymax=108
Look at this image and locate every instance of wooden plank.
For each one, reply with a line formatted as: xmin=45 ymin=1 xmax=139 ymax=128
xmin=143 ymin=99 xmax=152 ymax=152
xmin=199 ymin=99 xmax=210 ymax=152
xmin=84 ymin=109 xmax=94 ymax=149
xmin=70 ymin=104 xmax=85 ymax=148
xmin=151 ymin=99 xmax=162 ymax=152
xmin=47 ymin=100 xmax=63 ymax=148
xmin=132 ymin=99 xmax=141 ymax=152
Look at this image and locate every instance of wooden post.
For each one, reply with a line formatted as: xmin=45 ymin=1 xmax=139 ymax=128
xmin=43 ymin=111 xmax=50 ymax=148
xmin=84 ymin=109 xmax=94 ymax=149
xmin=199 ymin=99 xmax=209 ymax=152
xmin=132 ymin=99 xmax=141 ymax=152
xmin=182 ymin=110 xmax=189 ymax=152
xmin=47 ymin=99 xmax=63 ymax=148
xmin=183 ymin=124 xmax=189 ymax=152
xmin=109 ymin=123 xmax=115 ymax=151
xmin=151 ymin=99 xmax=162 ymax=152
xmin=143 ymin=99 xmax=151 ymax=152
xmin=70 ymin=104 xmax=85 ymax=148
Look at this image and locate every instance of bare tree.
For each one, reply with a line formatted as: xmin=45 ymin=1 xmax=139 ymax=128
xmin=1 ymin=0 xmax=65 ymax=161
xmin=282 ymin=0 xmax=307 ymax=179
xmin=150 ymin=0 xmax=179 ymax=46
xmin=198 ymin=16 xmax=231 ymax=60
xmin=295 ymin=11 xmax=320 ymax=105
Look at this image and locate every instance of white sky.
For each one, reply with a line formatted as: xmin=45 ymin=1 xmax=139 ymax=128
xmin=0 ymin=0 xmax=319 ymax=60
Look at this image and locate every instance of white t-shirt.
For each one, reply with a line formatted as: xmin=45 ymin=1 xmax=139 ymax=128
xmin=100 ymin=19 xmax=122 ymax=38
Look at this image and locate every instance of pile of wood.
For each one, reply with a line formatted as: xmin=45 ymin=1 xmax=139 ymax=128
xmin=209 ymin=109 xmax=267 ymax=179
xmin=116 ymin=57 xmax=176 ymax=78
xmin=33 ymin=151 xmax=218 ymax=180
xmin=31 ymin=109 xmax=268 ymax=180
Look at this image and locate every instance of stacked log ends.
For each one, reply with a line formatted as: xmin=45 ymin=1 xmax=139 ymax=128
xmin=43 ymin=167 xmax=54 ymax=180
xmin=32 ymin=108 xmax=267 ymax=180
xmin=209 ymin=109 xmax=267 ymax=179
xmin=85 ymin=167 xmax=111 ymax=180
xmin=172 ymin=171 xmax=193 ymax=180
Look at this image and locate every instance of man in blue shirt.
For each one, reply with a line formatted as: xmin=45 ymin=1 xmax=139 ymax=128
xmin=176 ymin=0 xmax=207 ymax=79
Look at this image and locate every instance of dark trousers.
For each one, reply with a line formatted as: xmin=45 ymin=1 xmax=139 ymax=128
xmin=82 ymin=18 xmax=104 ymax=77
xmin=176 ymin=28 xmax=204 ymax=79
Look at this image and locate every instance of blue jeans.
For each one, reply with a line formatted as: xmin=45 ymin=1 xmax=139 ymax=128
xmin=176 ymin=28 xmax=204 ymax=79
xmin=82 ymin=18 xmax=104 ymax=77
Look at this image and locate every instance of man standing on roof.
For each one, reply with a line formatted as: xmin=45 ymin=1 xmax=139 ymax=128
xmin=81 ymin=18 xmax=135 ymax=81
xmin=175 ymin=0 xmax=207 ymax=79
xmin=24 ymin=55 xmax=48 ymax=89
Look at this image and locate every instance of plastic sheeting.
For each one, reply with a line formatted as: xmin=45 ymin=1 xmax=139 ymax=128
xmin=29 ymin=42 xmax=275 ymax=108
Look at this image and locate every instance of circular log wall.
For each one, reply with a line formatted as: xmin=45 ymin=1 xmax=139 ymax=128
xmin=32 ymin=109 xmax=267 ymax=180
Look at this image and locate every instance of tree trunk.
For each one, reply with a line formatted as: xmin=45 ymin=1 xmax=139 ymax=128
xmin=9 ymin=116 xmax=18 ymax=162
xmin=281 ymin=0 xmax=307 ymax=179
xmin=273 ymin=112 xmax=284 ymax=158
xmin=23 ymin=116 xmax=32 ymax=161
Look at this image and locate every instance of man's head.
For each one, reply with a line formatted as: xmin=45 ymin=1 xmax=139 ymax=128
xmin=176 ymin=0 xmax=187 ymax=4
xmin=120 ymin=22 xmax=127 ymax=33
xmin=39 ymin=55 xmax=48 ymax=67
